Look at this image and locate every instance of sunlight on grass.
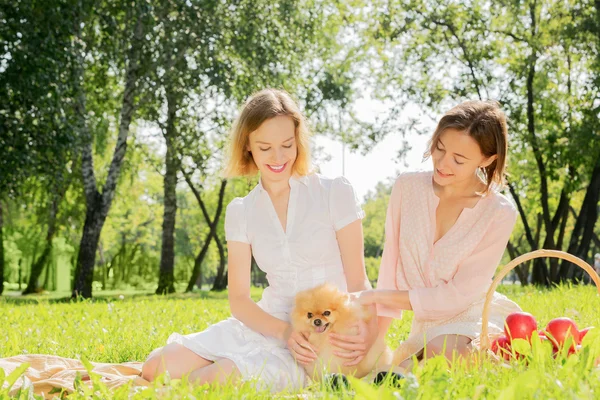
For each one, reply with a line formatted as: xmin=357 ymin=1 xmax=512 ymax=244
xmin=1 ymin=284 xmax=600 ymax=399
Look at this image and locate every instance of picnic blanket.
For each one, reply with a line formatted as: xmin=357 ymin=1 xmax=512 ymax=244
xmin=0 ymin=354 xmax=149 ymax=398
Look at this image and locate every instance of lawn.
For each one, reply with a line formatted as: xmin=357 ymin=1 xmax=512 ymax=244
xmin=1 ymin=284 xmax=600 ymax=399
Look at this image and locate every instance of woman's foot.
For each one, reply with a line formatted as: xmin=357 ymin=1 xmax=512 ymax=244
xmin=372 ymin=370 xmax=405 ymax=387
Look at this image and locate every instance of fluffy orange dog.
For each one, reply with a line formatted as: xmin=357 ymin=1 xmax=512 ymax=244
xmin=291 ymin=283 xmax=392 ymax=381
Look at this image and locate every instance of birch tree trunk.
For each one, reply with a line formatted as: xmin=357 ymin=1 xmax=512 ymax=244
xmin=72 ymin=13 xmax=145 ymax=298
xmin=156 ymin=87 xmax=179 ymax=295
xmin=0 ymin=200 xmax=4 ymax=296
xmin=23 ymin=191 xmax=61 ymax=294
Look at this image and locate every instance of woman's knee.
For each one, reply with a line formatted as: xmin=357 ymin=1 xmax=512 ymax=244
xmin=190 ymin=358 xmax=240 ymax=385
xmin=146 ymin=346 xmax=164 ymax=361
xmin=423 ymin=337 xmax=443 ymax=358
xmin=424 ymin=335 xmax=471 ymax=358
xmin=141 ymin=343 xmax=185 ymax=381
xmin=141 ymin=354 xmax=160 ymax=381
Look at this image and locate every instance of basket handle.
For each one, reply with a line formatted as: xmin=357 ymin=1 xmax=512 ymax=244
xmin=480 ymin=249 xmax=600 ymax=350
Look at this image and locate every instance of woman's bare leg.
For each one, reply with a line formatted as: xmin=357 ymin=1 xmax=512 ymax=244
xmin=141 ymin=343 xmax=213 ymax=381
xmin=423 ymin=334 xmax=472 ymax=362
xmin=187 ymin=359 xmax=240 ymax=385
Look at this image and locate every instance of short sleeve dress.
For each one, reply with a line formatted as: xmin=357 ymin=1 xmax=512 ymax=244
xmin=376 ymin=170 xmax=522 ymax=363
xmin=166 ymin=174 xmax=364 ymax=392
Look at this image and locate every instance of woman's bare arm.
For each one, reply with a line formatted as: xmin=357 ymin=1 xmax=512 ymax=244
xmin=227 ymin=241 xmax=316 ymax=364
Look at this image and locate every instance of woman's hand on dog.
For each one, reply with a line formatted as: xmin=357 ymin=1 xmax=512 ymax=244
xmin=328 ymin=319 xmax=373 ymax=366
xmin=286 ymin=329 xmax=317 ymax=365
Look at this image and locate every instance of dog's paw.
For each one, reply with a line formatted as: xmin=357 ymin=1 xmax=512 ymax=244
xmin=324 ymin=373 xmax=349 ymax=390
xmin=372 ymin=370 xmax=405 ymax=387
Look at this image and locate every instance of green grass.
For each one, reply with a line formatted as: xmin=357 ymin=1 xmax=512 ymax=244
xmin=1 ymin=284 xmax=600 ymax=399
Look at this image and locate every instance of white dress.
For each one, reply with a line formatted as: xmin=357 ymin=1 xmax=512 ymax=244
xmin=166 ymin=174 xmax=364 ymax=392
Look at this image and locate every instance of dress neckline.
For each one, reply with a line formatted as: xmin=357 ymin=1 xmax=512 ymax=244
xmin=427 ymin=170 xmax=490 ymax=246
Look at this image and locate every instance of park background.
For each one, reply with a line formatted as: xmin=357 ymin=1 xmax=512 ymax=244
xmin=2 ymin=0 xmax=600 ymax=299
xmin=2 ymin=1 xmax=600 ymax=398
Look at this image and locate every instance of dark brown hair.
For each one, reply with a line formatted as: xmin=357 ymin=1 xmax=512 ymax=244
xmin=424 ymin=100 xmax=508 ymax=194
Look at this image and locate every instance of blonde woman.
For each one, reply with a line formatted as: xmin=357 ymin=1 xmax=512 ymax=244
xmin=141 ymin=89 xmax=376 ymax=391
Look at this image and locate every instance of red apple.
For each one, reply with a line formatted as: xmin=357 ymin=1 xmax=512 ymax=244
xmin=504 ymin=312 xmax=538 ymax=342
xmin=578 ymin=327 xmax=594 ymax=344
xmin=545 ymin=317 xmax=579 ymax=350
xmin=536 ymin=330 xmax=552 ymax=345
xmin=568 ymin=344 xmax=583 ymax=356
xmin=538 ymin=330 xmax=554 ymax=346
xmin=491 ymin=336 xmax=512 ymax=360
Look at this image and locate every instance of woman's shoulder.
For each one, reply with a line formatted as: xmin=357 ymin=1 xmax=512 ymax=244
xmin=486 ymin=189 xmax=517 ymax=219
xmin=307 ymin=173 xmax=354 ymax=191
xmin=226 ymin=196 xmax=247 ymax=215
xmin=226 ymin=186 xmax=260 ymax=214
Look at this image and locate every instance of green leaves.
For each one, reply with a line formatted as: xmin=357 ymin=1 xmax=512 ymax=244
xmin=0 ymin=0 xmax=82 ymax=197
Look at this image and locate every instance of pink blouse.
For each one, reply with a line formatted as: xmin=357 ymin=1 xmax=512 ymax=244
xmin=376 ymin=170 xmax=518 ymax=322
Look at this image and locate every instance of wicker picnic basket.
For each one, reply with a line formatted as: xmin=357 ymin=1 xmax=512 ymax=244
xmin=479 ymin=249 xmax=600 ymax=352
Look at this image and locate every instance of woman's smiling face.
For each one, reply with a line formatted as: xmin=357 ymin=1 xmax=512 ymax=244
xmin=247 ymin=115 xmax=297 ymax=183
xmin=431 ymin=128 xmax=496 ymax=187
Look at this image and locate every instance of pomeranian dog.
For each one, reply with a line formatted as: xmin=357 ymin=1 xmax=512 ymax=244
xmin=291 ymin=283 xmax=392 ymax=381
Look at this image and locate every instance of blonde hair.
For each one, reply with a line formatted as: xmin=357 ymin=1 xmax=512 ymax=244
xmin=224 ymin=89 xmax=311 ymax=178
xmin=424 ymin=100 xmax=509 ymax=194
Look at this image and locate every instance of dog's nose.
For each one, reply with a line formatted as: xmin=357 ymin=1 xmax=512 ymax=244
xmin=314 ymin=319 xmax=322 ymax=326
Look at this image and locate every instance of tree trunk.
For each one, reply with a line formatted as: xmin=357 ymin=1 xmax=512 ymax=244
xmin=573 ymin=173 xmax=600 ymax=282
xmin=72 ymin=13 xmax=145 ymax=298
xmin=523 ymin=3 xmax=557 ymax=287
xmin=73 ymin=206 xmax=105 ymax=297
xmin=507 ymin=240 xmax=528 ymax=285
xmin=531 ymin=214 xmax=550 ymax=286
xmin=212 ymin=234 xmax=227 ymax=291
xmin=24 ymin=247 xmax=52 ymax=294
xmin=182 ymin=176 xmax=227 ymax=292
xmin=156 ymin=88 xmax=179 ymax=295
xmin=555 ymin=0 xmax=600 ymax=282
xmin=23 ymin=190 xmax=62 ymax=294
xmin=555 ymin=198 xmax=569 ymax=251
xmin=575 ymin=167 xmax=600 ymax=261
xmin=559 ymin=159 xmax=600 ymax=281
xmin=508 ymin=181 xmax=537 ymax=251
xmin=0 ymin=200 xmax=4 ymax=296
xmin=189 ymin=237 xmax=211 ymax=291
xmin=125 ymin=243 xmax=140 ymax=284
xmin=544 ymin=187 xmax=570 ymax=282
xmin=42 ymin=248 xmax=52 ymax=290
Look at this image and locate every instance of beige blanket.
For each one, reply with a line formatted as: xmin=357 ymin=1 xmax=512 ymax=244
xmin=0 ymin=355 xmax=150 ymax=398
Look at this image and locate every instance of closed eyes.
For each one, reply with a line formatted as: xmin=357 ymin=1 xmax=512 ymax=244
xmin=436 ymin=144 xmax=464 ymax=165
xmin=259 ymin=144 xmax=293 ymax=151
